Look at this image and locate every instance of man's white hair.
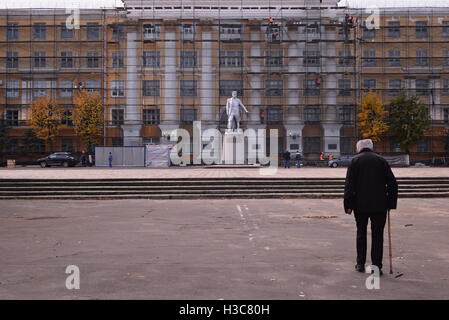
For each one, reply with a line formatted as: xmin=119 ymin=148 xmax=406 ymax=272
xmin=356 ymin=139 xmax=374 ymax=153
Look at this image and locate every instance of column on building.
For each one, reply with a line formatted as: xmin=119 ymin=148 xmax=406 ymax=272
xmin=285 ymin=26 xmax=304 ymax=153
xmin=122 ymin=30 xmax=142 ymax=146
xmin=248 ymin=27 xmax=265 ymax=161
xmin=160 ymin=30 xmax=178 ymax=143
xmin=322 ymin=25 xmax=342 ymax=157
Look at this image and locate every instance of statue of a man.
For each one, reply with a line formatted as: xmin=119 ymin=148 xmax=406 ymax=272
xmin=226 ymin=91 xmax=248 ymax=131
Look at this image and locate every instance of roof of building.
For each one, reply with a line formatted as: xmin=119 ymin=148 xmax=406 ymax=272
xmin=0 ymin=0 xmax=124 ymax=9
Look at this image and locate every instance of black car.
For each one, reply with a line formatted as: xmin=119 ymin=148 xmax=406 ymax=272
xmin=37 ymin=152 xmax=79 ymax=168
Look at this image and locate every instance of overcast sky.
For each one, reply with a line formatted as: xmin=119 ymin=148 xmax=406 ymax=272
xmin=1 ymin=0 xmax=448 ymax=9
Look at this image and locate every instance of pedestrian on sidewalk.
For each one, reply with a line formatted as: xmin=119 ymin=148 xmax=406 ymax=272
xmin=320 ymin=152 xmax=324 ymax=161
xmin=284 ymin=150 xmax=291 ymax=168
xmin=295 ymin=151 xmax=302 ymax=168
xmin=328 ymin=153 xmax=333 ymax=161
xmin=344 ymin=139 xmax=398 ymax=275
xmin=81 ymin=151 xmax=87 ymax=167
xmin=108 ymin=152 xmax=113 ymax=168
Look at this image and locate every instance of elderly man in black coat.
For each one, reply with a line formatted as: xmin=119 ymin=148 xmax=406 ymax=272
xmin=344 ymin=139 xmax=398 ymax=275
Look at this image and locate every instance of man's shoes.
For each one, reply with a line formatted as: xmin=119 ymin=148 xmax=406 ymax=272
xmin=355 ymin=264 xmax=365 ymax=272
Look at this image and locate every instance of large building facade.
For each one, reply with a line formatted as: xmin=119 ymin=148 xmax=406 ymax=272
xmin=1 ymin=0 xmax=449 ymax=162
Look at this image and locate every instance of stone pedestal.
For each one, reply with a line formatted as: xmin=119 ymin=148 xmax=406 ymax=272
xmin=222 ymin=130 xmax=245 ymax=165
xmin=121 ymin=124 xmax=142 ymax=146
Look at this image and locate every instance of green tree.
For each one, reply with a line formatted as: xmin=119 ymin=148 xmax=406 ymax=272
xmin=19 ymin=130 xmax=44 ymax=160
xmin=0 ymin=119 xmax=10 ymax=162
xmin=388 ymin=92 xmax=430 ymax=154
xmin=358 ymin=91 xmax=389 ymax=142
xmin=30 ymin=97 xmax=62 ymax=153
xmin=73 ymin=89 xmax=104 ymax=153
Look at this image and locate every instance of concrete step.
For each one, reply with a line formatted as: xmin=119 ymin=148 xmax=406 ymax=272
xmin=0 ymin=192 xmax=448 ymax=200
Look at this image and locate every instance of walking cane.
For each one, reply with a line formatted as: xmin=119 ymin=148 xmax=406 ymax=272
xmin=387 ymin=209 xmax=393 ymax=274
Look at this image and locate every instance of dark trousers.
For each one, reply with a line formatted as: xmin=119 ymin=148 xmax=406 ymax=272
xmin=354 ymin=211 xmax=387 ymax=269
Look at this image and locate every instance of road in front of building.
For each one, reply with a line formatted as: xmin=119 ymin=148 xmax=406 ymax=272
xmin=0 ymin=198 xmax=448 ymax=299
xmin=1 ymin=166 xmax=449 ymax=179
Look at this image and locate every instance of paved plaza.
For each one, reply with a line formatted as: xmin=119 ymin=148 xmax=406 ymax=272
xmin=0 ymin=198 xmax=448 ymax=299
xmin=1 ymin=166 xmax=449 ymax=180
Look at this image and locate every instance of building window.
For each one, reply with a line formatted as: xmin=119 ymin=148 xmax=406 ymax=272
xmin=87 ymin=22 xmax=100 ymax=39
xmin=6 ymin=139 xmax=18 ymax=154
xmin=62 ymin=110 xmax=73 ymax=126
xmin=6 ymin=52 xmax=19 ymax=68
xmin=390 ymin=138 xmax=402 ymax=152
xmin=303 ymin=80 xmax=320 ymax=96
xmin=112 ymin=52 xmax=124 ymax=68
xmin=111 ymin=109 xmax=124 ymax=126
xmin=219 ymin=51 xmax=243 ymax=67
xmin=266 ymin=108 xmax=283 ymax=124
xmin=180 ymin=109 xmax=197 ymax=124
xmin=60 ymin=23 xmax=73 ymax=39
xmin=363 ymin=79 xmax=377 ymax=91
xmin=303 ymin=50 xmax=320 ymax=67
xmin=219 ymin=80 xmax=243 ymax=97
xmin=442 ymin=79 xmax=449 ymax=96
xmin=363 ymin=22 xmax=376 ymax=38
xmin=7 ymin=23 xmax=19 ymax=40
xmin=112 ymin=137 xmax=123 ymax=146
xmin=305 ymin=22 xmax=320 ymax=34
xmin=220 ymin=24 xmax=242 ymax=40
xmin=5 ymin=110 xmax=19 ymax=126
xmin=60 ymin=51 xmax=73 ymax=68
xmin=61 ymin=138 xmax=73 ymax=153
xmin=87 ymin=51 xmax=99 ymax=68
xmin=303 ymin=137 xmax=321 ymax=154
xmin=338 ymin=50 xmax=352 ymax=66
xmin=304 ymin=108 xmax=320 ymax=122
xmin=33 ymin=23 xmax=47 ymax=39
xmin=443 ymin=50 xmax=449 ymax=66
xmin=112 ymin=23 xmax=124 ymax=39
xmin=266 ymin=23 xmax=282 ymax=43
xmin=33 ymin=80 xmax=48 ymax=98
xmin=180 ymin=51 xmax=197 ymax=68
xmin=143 ymin=23 xmax=160 ymax=38
xmin=340 ymin=137 xmax=352 ymax=154
xmin=388 ymin=50 xmax=401 ymax=67
xmin=416 ymin=50 xmax=428 ymax=66
xmin=34 ymin=52 xmax=46 ymax=68
xmin=338 ymin=79 xmax=352 ymax=96
xmin=111 ymin=81 xmax=125 ymax=97
xmin=388 ymin=79 xmax=402 ymax=96
xmin=339 ymin=107 xmax=352 ymax=122
xmin=86 ymin=80 xmax=100 ymax=93
xmin=416 ymin=79 xmax=430 ymax=96
xmin=362 ymin=49 xmax=376 ymax=67
xmin=444 ymin=108 xmax=449 ymax=123
xmin=180 ymin=80 xmax=197 ymax=97
xmin=181 ymin=23 xmax=195 ymax=37
xmin=143 ymin=109 xmax=160 ymax=125
xmin=266 ymin=50 xmax=283 ymax=67
xmin=143 ymin=80 xmax=160 ymax=97
xmin=265 ymin=80 xmax=283 ymax=96
xmin=143 ymin=51 xmax=160 ymax=67
xmin=387 ymin=21 xmax=400 ymax=38
xmin=416 ymin=21 xmax=428 ymax=38
xmin=6 ymin=80 xmax=20 ymax=98
xmin=60 ymin=80 xmax=73 ymax=98
xmin=143 ymin=137 xmax=160 ymax=144
xmin=417 ymin=137 xmax=430 ymax=152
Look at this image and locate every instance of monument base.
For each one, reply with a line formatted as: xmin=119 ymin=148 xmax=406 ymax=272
xmin=222 ymin=130 xmax=245 ymax=165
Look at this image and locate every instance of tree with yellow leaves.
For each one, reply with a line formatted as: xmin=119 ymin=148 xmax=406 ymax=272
xmin=73 ymin=89 xmax=104 ymax=152
xmin=30 ymin=97 xmax=62 ymax=152
xmin=358 ymin=91 xmax=389 ymax=142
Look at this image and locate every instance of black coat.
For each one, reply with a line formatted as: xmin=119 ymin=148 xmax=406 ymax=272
xmin=344 ymin=150 xmax=398 ymax=214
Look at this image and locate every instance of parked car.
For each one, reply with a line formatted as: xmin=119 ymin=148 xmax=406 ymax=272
xmin=328 ymin=154 xmax=356 ymax=168
xmin=37 ymin=152 xmax=79 ymax=168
